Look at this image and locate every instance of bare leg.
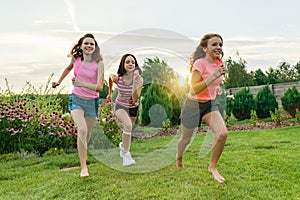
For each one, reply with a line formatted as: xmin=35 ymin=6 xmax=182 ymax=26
xmin=203 ymin=111 xmax=228 ymax=183
xmin=130 ymin=116 xmax=137 ymax=139
xmin=71 ymin=109 xmax=89 ymax=177
xmin=85 ymin=117 xmax=96 ymax=144
xmin=115 ymin=109 xmax=133 ymax=152
xmin=176 ymin=125 xmax=194 ymax=168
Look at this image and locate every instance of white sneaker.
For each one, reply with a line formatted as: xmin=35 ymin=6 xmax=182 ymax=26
xmin=122 ymin=152 xmax=136 ymax=167
xmin=119 ymin=142 xmax=125 ymax=158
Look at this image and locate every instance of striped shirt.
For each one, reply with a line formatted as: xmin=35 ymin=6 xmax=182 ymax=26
xmin=115 ymin=76 xmax=138 ymax=108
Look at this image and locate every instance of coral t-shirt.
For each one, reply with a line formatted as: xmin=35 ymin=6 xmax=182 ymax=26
xmin=188 ymin=58 xmax=223 ymax=101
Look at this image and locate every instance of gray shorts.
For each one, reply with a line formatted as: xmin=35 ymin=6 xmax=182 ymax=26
xmin=181 ymin=98 xmax=219 ymax=128
xmin=68 ymin=93 xmax=99 ymax=118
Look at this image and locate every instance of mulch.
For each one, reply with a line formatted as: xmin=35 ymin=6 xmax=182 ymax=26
xmin=132 ymin=121 xmax=300 ymax=140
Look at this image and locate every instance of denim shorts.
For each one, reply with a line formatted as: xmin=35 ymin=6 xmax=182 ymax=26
xmin=114 ymin=103 xmax=139 ymax=117
xmin=68 ymin=94 xmax=99 ymax=118
xmin=181 ymin=98 xmax=219 ymax=129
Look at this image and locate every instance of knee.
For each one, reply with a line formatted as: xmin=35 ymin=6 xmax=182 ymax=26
xmin=123 ymin=122 xmax=132 ymax=132
xmin=180 ymin=137 xmax=192 ymax=146
xmin=218 ymin=130 xmax=228 ymax=141
xmin=77 ymin=126 xmax=88 ymax=137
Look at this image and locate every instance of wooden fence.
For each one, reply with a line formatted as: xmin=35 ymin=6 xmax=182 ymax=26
xmin=225 ymin=81 xmax=300 ymax=107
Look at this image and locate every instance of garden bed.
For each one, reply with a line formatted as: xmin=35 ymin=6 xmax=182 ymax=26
xmin=132 ymin=121 xmax=300 ymax=140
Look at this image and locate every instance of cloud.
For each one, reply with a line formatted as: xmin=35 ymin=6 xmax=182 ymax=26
xmin=63 ymin=0 xmax=80 ymax=31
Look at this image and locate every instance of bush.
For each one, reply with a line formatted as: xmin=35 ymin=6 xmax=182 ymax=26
xmin=0 ymin=99 xmax=77 ymax=155
xmin=295 ymin=109 xmax=300 ymax=123
xmin=162 ymin=119 xmax=171 ymax=131
xmin=270 ymin=108 xmax=282 ymax=126
xmin=0 ymin=76 xmax=77 ymax=155
xmin=141 ymin=84 xmax=180 ymax=127
xmin=281 ymin=86 xmax=300 ymax=117
xmin=98 ymin=102 xmax=122 ymax=146
xmin=250 ymin=110 xmax=258 ymax=126
xmin=232 ymin=88 xmax=256 ymax=120
xmin=225 ymin=95 xmax=234 ymax=117
xmin=255 ymin=85 xmax=278 ymax=118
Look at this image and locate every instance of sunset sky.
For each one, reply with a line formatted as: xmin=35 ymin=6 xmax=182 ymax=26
xmin=1 ymin=0 xmax=299 ymax=93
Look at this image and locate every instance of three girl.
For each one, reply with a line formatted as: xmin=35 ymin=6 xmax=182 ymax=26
xmin=53 ymin=33 xmax=227 ymax=183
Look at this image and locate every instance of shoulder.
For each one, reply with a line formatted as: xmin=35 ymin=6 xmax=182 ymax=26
xmin=97 ymin=60 xmax=104 ymax=69
xmin=70 ymin=56 xmax=77 ymax=64
xmin=192 ymin=58 xmax=205 ymax=72
xmin=194 ymin=58 xmax=206 ymax=66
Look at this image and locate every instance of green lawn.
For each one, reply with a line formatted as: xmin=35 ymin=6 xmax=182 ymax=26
xmin=1 ymin=126 xmax=300 ymax=200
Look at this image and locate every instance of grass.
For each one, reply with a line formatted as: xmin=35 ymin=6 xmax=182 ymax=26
xmin=1 ymin=126 xmax=300 ymax=200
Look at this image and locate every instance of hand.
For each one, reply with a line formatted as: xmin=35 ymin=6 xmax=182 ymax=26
xmin=106 ymin=94 xmax=112 ymax=102
xmin=214 ymin=64 xmax=226 ymax=78
xmin=133 ymin=70 xmax=143 ymax=89
xmin=72 ymin=77 xmax=81 ymax=86
xmin=52 ymin=82 xmax=59 ymax=88
xmin=216 ymin=86 xmax=223 ymax=96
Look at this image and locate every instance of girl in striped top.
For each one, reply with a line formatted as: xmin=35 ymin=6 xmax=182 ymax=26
xmin=107 ymin=54 xmax=143 ymax=166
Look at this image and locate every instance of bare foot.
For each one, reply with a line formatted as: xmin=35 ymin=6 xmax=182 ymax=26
xmin=176 ymin=155 xmax=184 ymax=169
xmin=80 ymin=168 xmax=89 ymax=178
xmin=208 ymin=167 xmax=225 ymax=184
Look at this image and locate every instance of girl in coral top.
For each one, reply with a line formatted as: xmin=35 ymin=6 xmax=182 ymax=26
xmin=176 ymin=33 xmax=228 ymax=184
xmin=52 ymin=33 xmax=104 ymax=178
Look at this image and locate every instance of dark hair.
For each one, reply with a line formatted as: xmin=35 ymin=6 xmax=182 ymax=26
xmin=117 ymin=54 xmax=142 ymax=76
xmin=189 ymin=33 xmax=223 ymax=72
xmin=68 ymin=33 xmax=103 ymax=62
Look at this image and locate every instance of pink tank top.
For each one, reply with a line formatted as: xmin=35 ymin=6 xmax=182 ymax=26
xmin=188 ymin=58 xmax=223 ymax=101
xmin=72 ymin=57 xmax=99 ymax=98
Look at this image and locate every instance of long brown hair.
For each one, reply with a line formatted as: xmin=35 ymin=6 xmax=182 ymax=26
xmin=117 ymin=54 xmax=142 ymax=76
xmin=68 ymin=33 xmax=103 ymax=62
xmin=189 ymin=33 xmax=223 ymax=72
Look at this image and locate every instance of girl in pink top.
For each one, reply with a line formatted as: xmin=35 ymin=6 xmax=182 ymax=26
xmin=177 ymin=33 xmax=228 ymax=184
xmin=106 ymin=54 xmax=143 ymax=167
xmin=52 ymin=33 xmax=104 ymax=178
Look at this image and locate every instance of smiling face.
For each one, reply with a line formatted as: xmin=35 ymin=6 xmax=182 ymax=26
xmin=81 ymin=37 xmax=96 ymax=55
xmin=124 ymin=55 xmax=136 ymax=73
xmin=203 ymin=36 xmax=223 ymax=61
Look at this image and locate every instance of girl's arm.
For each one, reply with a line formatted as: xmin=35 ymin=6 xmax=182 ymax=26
xmin=106 ymin=74 xmax=118 ymax=101
xmin=52 ymin=58 xmax=75 ymax=88
xmin=132 ymin=70 xmax=143 ymax=102
xmin=191 ymin=65 xmax=224 ymax=95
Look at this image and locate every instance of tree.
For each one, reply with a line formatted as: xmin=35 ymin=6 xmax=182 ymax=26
xmin=292 ymin=61 xmax=300 ymax=81
xmin=232 ymin=87 xmax=256 ymax=120
xmin=141 ymin=57 xmax=177 ymax=93
xmin=141 ymin=84 xmax=180 ymax=127
xmin=253 ymin=69 xmax=268 ymax=85
xmin=140 ymin=56 xmax=187 ymax=126
xmin=265 ymin=67 xmax=279 ymax=84
xmin=281 ymin=86 xmax=300 ymax=117
xmin=224 ymin=56 xmax=255 ymax=88
xmin=276 ymin=61 xmax=296 ymax=83
xmin=255 ymin=85 xmax=278 ymax=118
